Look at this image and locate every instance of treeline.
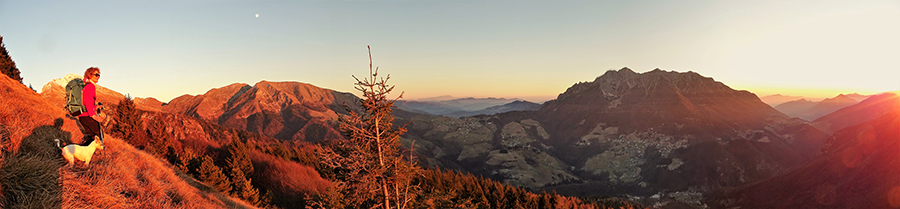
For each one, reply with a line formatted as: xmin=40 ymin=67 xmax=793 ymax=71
xmin=109 ymin=97 xmax=342 ymax=208
xmin=416 ymin=168 xmax=642 ymax=209
xmin=108 ymin=98 xmax=273 ymax=207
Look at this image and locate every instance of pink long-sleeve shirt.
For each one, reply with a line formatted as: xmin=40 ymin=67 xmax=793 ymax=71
xmin=78 ymin=80 xmax=97 ymax=117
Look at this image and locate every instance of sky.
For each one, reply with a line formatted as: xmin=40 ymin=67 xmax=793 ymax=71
xmin=1 ymin=0 xmax=898 ymax=103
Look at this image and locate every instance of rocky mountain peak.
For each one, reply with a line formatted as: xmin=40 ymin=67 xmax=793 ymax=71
xmin=42 ymin=73 xmax=82 ymax=93
xmin=542 ymin=68 xmax=784 ymax=141
xmin=560 ymin=68 xmax=730 ymax=104
xmin=162 ymin=80 xmax=347 ymax=142
xmin=40 ymin=74 xmax=125 ymax=108
xmin=162 ymin=83 xmax=250 ymax=122
xmin=247 ymin=80 xmax=336 ymax=109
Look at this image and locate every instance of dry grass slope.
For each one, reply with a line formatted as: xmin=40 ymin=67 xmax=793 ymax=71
xmin=0 ymin=74 xmax=83 ymax=152
xmin=61 ymin=137 xmax=257 ymax=209
xmin=0 ymin=74 xmax=254 ymax=209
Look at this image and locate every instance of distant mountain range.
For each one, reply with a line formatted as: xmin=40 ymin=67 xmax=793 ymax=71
xmin=711 ymin=109 xmax=900 ymax=208
xmin=395 ymin=97 xmax=539 ymax=117
xmin=760 ymin=93 xmax=870 ymax=107
xmin=774 ymin=94 xmax=862 ymax=121
xmin=442 ymin=100 xmax=541 ymax=118
xmin=812 ymin=93 xmax=900 ymax=134
xmin=759 ymin=94 xmax=807 ymax=106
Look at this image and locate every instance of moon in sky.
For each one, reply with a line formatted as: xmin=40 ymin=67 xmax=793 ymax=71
xmin=255 ymin=14 xmax=259 ymax=18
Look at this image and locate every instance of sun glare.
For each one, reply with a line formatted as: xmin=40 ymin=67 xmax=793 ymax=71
xmin=890 ymin=187 xmax=900 ymax=208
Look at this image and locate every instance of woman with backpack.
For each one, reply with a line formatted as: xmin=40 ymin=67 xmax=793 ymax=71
xmin=77 ymin=67 xmax=106 ymax=145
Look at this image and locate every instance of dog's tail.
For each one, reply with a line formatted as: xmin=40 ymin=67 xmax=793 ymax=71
xmin=54 ymin=139 xmax=62 ymax=149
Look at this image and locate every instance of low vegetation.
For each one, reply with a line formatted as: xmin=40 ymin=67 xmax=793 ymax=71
xmin=0 ymin=74 xmax=251 ymax=208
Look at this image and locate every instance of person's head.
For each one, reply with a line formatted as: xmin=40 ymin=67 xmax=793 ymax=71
xmin=83 ymin=67 xmax=100 ymax=83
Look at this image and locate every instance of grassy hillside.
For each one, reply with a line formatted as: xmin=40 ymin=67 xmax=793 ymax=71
xmin=60 ymin=137 xmax=256 ymax=208
xmin=0 ymin=74 xmax=253 ymax=208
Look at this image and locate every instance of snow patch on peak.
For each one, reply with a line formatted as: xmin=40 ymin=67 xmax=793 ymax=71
xmin=41 ymin=74 xmax=83 ymax=93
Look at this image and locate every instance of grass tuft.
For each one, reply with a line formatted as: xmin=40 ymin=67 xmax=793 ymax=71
xmin=0 ymin=152 xmax=62 ymax=208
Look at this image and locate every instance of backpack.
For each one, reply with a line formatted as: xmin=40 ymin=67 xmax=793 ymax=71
xmin=65 ymin=78 xmax=87 ymax=116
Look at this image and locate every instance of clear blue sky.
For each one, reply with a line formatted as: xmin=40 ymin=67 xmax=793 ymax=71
xmin=2 ymin=0 xmax=898 ymax=103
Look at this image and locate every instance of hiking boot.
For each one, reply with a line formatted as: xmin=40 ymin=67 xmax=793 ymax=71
xmin=82 ymin=135 xmax=94 ymax=146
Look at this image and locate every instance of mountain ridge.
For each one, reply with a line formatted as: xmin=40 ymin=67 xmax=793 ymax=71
xmin=541 ymin=67 xmax=787 ymax=139
xmin=157 ymin=80 xmax=352 ymax=142
xmin=774 ymin=94 xmax=861 ymax=121
xmin=395 ymin=97 xmax=527 ymax=116
xmin=442 ymin=100 xmax=542 ymax=118
xmin=711 ymin=111 xmax=900 ymax=208
xmin=812 ymin=92 xmax=900 ymax=134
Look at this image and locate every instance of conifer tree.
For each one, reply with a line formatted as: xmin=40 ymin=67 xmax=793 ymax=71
xmin=226 ymin=133 xmax=254 ymax=176
xmin=198 ymin=155 xmax=231 ymax=194
xmin=315 ymin=46 xmax=420 ymax=209
xmin=229 ymin=166 xmax=261 ymax=205
xmin=0 ymin=36 xmax=22 ymax=83
xmin=177 ymin=147 xmax=197 ymax=174
xmin=110 ymin=97 xmax=144 ymax=143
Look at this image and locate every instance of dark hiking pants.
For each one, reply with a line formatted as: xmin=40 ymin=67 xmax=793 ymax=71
xmin=78 ymin=116 xmax=103 ymax=146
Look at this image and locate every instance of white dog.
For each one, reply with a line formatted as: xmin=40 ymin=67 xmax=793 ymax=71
xmin=55 ymin=138 xmax=105 ymax=166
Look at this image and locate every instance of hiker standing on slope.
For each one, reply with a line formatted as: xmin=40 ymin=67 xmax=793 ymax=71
xmin=76 ymin=67 xmax=106 ymax=146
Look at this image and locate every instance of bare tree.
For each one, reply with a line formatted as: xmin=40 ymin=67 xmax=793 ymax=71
xmin=314 ymin=46 xmax=419 ymax=209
